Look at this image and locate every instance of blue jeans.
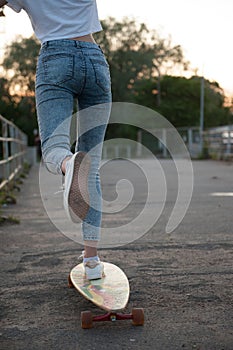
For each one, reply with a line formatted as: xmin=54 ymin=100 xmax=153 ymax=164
xmin=35 ymin=39 xmax=112 ymax=241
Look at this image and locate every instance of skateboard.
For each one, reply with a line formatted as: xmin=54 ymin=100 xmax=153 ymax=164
xmin=68 ymin=262 xmax=144 ymax=329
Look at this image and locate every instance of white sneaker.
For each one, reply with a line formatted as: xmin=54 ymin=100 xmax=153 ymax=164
xmin=63 ymin=151 xmax=91 ymax=222
xmin=84 ymin=259 xmax=105 ymax=280
xmin=79 ymin=251 xmax=105 ymax=280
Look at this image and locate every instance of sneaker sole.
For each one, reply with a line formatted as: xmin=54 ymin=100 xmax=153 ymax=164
xmin=84 ymin=263 xmax=105 ymax=280
xmin=85 ymin=271 xmax=105 ymax=280
xmin=67 ymin=152 xmax=91 ymax=222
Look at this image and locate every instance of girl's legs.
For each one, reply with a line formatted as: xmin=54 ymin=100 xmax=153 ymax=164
xmin=36 ymin=39 xmax=111 ymax=268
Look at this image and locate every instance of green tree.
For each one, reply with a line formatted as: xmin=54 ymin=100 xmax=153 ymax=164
xmin=0 ymin=78 xmax=15 ymax=117
xmin=1 ymin=36 xmax=40 ymax=144
xmin=95 ymin=17 xmax=188 ymax=103
xmin=133 ymin=75 xmax=233 ymax=128
xmin=3 ymin=36 xmax=40 ymax=95
xmin=95 ymin=17 xmax=188 ymax=139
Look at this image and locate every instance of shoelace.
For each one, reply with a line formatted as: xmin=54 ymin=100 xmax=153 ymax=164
xmin=78 ymin=250 xmax=85 ymax=260
xmin=54 ymin=187 xmax=64 ymax=195
xmin=54 ymin=175 xmax=65 ymax=195
xmin=85 ymin=260 xmax=100 ymax=268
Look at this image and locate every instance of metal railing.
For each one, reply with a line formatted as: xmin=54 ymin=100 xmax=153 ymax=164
xmin=0 ymin=114 xmax=28 ymax=191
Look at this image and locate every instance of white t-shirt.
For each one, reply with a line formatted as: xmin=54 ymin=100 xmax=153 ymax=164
xmin=6 ymin=0 xmax=102 ymax=43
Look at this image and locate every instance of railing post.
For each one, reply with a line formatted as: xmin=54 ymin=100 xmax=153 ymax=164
xmin=0 ymin=114 xmax=28 ymax=191
xmin=162 ymin=128 xmax=167 ymax=158
xmin=226 ymin=127 xmax=231 ymax=156
xmin=2 ymin=121 xmax=10 ymax=185
xmin=9 ymin=124 xmax=15 ymax=187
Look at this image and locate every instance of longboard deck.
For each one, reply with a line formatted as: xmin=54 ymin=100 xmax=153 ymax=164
xmin=69 ymin=262 xmax=130 ymax=312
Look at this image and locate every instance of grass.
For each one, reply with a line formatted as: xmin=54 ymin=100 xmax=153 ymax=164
xmin=0 ymin=215 xmax=20 ymax=225
xmin=0 ymin=161 xmax=31 ymax=225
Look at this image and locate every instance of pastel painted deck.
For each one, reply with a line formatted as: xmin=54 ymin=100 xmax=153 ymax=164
xmin=69 ymin=262 xmax=130 ymax=311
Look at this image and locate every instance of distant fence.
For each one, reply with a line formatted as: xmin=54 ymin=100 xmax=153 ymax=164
xmin=102 ymin=127 xmax=201 ymax=159
xmin=204 ymin=125 xmax=233 ymax=160
xmin=0 ymin=114 xmax=28 ymax=191
xmin=102 ymin=125 xmax=233 ymax=160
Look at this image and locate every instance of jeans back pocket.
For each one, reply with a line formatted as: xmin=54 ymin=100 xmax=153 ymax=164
xmin=90 ymin=56 xmax=111 ymax=93
xmin=42 ymin=53 xmax=74 ymax=85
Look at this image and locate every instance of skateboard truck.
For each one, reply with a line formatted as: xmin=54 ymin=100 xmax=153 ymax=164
xmin=81 ymin=308 xmax=144 ymax=329
xmin=68 ymin=262 xmax=144 ymax=329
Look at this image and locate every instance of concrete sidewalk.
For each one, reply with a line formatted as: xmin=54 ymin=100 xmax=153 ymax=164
xmin=0 ymin=159 xmax=233 ymax=350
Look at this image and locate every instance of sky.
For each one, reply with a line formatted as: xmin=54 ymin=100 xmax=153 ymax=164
xmin=0 ymin=0 xmax=232 ymax=96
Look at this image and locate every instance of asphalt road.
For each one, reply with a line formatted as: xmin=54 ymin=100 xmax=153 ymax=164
xmin=0 ymin=159 xmax=233 ymax=350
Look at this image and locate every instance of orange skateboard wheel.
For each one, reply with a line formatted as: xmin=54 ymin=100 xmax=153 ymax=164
xmin=132 ymin=308 xmax=144 ymax=326
xmin=81 ymin=311 xmax=93 ymax=329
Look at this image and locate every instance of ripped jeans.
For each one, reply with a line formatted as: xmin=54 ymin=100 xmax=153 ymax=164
xmin=35 ymin=39 xmax=112 ymax=241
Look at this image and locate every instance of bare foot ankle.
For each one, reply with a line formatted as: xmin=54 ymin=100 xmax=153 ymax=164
xmin=61 ymin=156 xmax=72 ymax=174
xmin=84 ymin=241 xmax=98 ymax=258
